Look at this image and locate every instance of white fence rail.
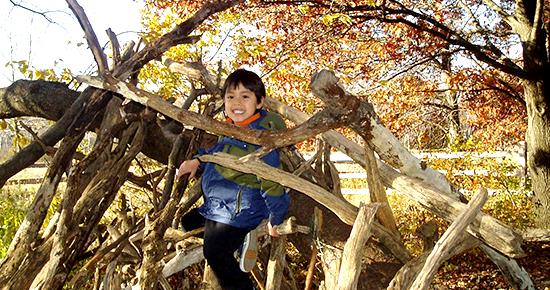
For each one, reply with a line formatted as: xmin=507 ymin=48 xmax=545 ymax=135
xmin=305 ymin=148 xmax=527 ymax=195
xmin=4 ymin=148 xmax=527 ymax=195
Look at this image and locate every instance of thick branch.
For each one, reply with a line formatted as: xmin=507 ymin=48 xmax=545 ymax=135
xmin=410 ymin=188 xmax=488 ymax=289
xmin=336 ymin=203 xmax=380 ymax=290
xmin=78 ymin=74 xmax=357 ymax=149
xmin=0 ymin=80 xmax=78 ymax=119
xmin=309 ymin=70 xmax=459 ymax=199
xmin=66 ymin=0 xmax=108 ymax=74
xmin=199 ymin=152 xmax=411 ymax=263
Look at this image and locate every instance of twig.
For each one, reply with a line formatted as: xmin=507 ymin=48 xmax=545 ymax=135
xmin=18 ymin=122 xmax=55 ymax=156
xmin=107 ymin=28 xmax=121 ymax=66
xmin=8 ymin=1 xmax=56 ymax=22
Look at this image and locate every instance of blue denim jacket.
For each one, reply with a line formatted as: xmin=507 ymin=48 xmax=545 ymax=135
xmin=196 ymin=110 xmax=290 ymax=229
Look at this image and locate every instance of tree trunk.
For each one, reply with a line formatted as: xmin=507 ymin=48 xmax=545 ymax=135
xmin=441 ymin=51 xmax=461 ymax=146
xmin=521 ymin=0 xmax=550 ymax=228
xmin=524 ymin=79 xmax=550 ymax=229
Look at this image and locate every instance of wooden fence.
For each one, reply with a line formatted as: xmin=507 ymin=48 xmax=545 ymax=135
xmin=4 ymin=148 xmax=527 ymax=195
xmin=306 ymin=148 xmax=527 ymax=195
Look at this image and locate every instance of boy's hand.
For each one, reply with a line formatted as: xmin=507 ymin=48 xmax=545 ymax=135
xmin=267 ymin=222 xmax=280 ymax=237
xmin=177 ymin=159 xmax=200 ymax=179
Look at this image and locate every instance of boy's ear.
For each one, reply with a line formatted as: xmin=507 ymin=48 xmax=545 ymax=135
xmin=256 ymin=96 xmax=265 ymax=109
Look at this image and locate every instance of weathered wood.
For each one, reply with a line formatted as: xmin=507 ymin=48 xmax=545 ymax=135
xmin=69 ymin=229 xmax=132 ymax=288
xmin=364 ymin=145 xmax=398 ymax=232
xmin=522 ymin=228 xmax=550 ymax=242
xmin=32 ymin=122 xmax=146 ymax=289
xmin=201 ymin=153 xmax=357 ymax=224
xmin=66 ymin=0 xmax=108 ymax=74
xmin=266 ymin=87 xmax=532 ymax=287
xmin=290 ymin=70 xmax=532 ymax=287
xmin=78 ymin=74 xmax=358 ymax=151
xmin=166 ymin=62 xmax=529 ymax=286
xmin=202 ymin=263 xmax=222 ymax=290
xmin=264 ymin=97 xmax=524 ymax=258
xmin=305 ymin=207 xmax=323 ymax=290
xmin=265 ymin=236 xmax=287 ymax=290
xmin=410 ymin=188 xmax=488 ymax=289
xmin=309 ymin=70 xmax=456 ymax=199
xmin=481 ymin=245 xmax=535 ymax=290
xmin=199 ymin=152 xmax=411 ymax=263
xmin=416 ymin=220 xmax=439 ymax=252
xmin=258 ymin=216 xmax=311 ymax=236
xmin=380 ymin=164 xmax=523 ymax=257
xmin=164 ymin=216 xmax=309 ymax=242
xmin=336 ymin=203 xmax=380 ymax=290
xmin=1 ymin=1 xmax=244 ymax=287
xmin=138 ymin=132 xmax=198 ymax=289
xmin=387 ymin=235 xmax=480 ymax=290
xmin=319 ymin=244 xmax=342 ymax=290
xmin=162 ymin=245 xmax=204 ymax=278
xmin=161 ymin=216 xmax=309 ymax=281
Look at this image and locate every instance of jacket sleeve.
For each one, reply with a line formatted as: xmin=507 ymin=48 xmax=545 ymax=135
xmin=258 ymin=111 xmax=290 ymax=225
xmin=194 ymin=142 xmax=220 ymax=177
xmin=260 ymin=149 xmax=290 ymax=226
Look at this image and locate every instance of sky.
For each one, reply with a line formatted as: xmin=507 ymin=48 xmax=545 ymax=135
xmin=0 ymin=0 xmax=144 ymax=87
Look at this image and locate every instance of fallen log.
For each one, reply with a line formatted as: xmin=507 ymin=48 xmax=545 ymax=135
xmin=336 ymin=203 xmax=380 ymax=290
xmin=410 ymin=188 xmax=488 ymax=289
xmin=201 ymin=151 xmax=523 ymax=258
xmin=200 ymin=152 xmax=411 ymax=263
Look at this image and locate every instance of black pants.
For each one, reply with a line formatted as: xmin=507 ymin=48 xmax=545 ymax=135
xmin=181 ymin=208 xmax=254 ymax=290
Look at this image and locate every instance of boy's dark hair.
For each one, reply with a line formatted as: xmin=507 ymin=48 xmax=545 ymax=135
xmin=221 ymin=69 xmax=266 ymax=103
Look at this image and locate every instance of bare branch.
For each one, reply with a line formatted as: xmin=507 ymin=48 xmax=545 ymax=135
xmin=8 ymin=0 xmax=56 ymax=22
xmin=77 ymin=74 xmax=358 ymax=149
xmin=66 ymin=0 xmax=108 ymax=75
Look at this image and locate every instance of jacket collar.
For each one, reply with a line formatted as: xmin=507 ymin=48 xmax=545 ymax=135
xmin=225 ymin=111 xmax=262 ymax=127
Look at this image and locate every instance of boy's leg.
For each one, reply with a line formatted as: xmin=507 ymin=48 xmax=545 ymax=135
xmin=180 ymin=207 xmax=205 ymax=232
xmin=203 ymin=220 xmax=254 ymax=290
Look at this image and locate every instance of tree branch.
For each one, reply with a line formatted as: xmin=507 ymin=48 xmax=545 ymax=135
xmin=200 ymin=152 xmax=411 ymax=263
xmin=77 ymin=74 xmax=357 ymax=149
xmin=66 ymin=0 xmax=108 ymax=75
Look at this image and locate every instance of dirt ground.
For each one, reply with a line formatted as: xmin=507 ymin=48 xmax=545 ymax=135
xmin=432 ymin=241 xmax=550 ymax=289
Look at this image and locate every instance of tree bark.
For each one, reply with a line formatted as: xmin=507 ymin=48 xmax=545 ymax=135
xmin=336 ymin=203 xmax=379 ymax=290
xmin=410 ymin=188 xmax=488 ymax=290
xmin=265 ymin=236 xmax=287 ymax=290
xmin=524 ymin=80 xmax=550 ymax=229
xmin=516 ymin=0 xmax=550 ymax=231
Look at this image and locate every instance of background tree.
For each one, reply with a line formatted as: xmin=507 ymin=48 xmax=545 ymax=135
xmin=152 ymin=0 xmax=545 ymax=226
xmin=0 ymin=0 xmax=546 ymax=289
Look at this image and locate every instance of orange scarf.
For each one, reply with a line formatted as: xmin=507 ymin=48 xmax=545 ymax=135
xmin=225 ymin=112 xmax=261 ymax=127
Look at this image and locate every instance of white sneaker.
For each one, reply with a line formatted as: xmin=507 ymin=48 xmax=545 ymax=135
xmin=239 ymin=229 xmax=258 ymax=272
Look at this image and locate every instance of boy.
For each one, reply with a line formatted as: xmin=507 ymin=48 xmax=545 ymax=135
xmin=177 ymin=69 xmax=289 ymax=290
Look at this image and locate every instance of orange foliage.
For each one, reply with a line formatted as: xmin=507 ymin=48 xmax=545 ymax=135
xmin=145 ymin=0 xmax=527 ymax=150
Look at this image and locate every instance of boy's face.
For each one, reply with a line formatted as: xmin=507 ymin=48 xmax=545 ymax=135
xmin=224 ymin=83 xmax=264 ymax=124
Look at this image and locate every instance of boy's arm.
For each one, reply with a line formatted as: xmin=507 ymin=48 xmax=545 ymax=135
xmin=260 ymin=149 xmax=290 ymax=226
xmin=178 ymin=142 xmax=219 ymax=179
xmin=258 ymin=111 xmax=289 ymax=225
